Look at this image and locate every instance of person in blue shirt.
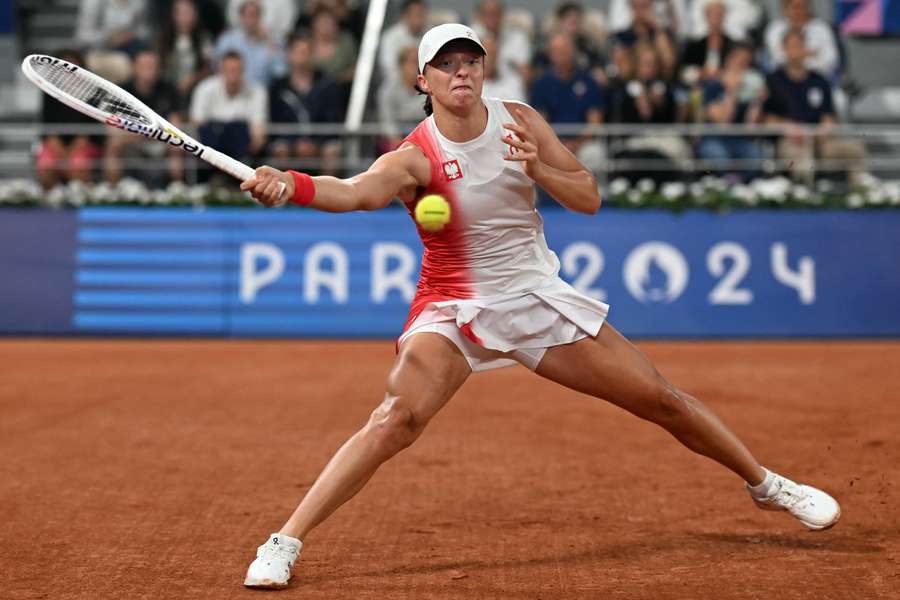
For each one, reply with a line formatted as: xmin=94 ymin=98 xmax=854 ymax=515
xmin=214 ymin=0 xmax=287 ymax=87
xmin=530 ymin=32 xmax=605 ymax=176
xmin=763 ymin=29 xmax=866 ymax=184
xmin=698 ymin=43 xmax=765 ymax=182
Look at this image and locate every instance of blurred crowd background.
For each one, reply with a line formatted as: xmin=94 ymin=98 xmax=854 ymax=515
xmin=3 ymin=0 xmax=900 ymax=195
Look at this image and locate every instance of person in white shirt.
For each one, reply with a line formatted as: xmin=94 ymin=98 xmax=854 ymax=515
xmin=690 ymin=0 xmax=762 ymax=42
xmin=379 ymin=0 xmax=428 ymax=78
xmin=608 ymin=0 xmax=689 ymax=40
xmin=190 ymin=51 xmax=268 ymax=164
xmin=764 ymin=0 xmax=839 ymax=78
xmin=226 ymin=0 xmax=297 ymax=44
xmin=470 ymin=0 xmax=531 ymax=83
xmin=75 ymin=0 xmax=148 ymax=54
xmin=480 ymin=34 xmax=526 ymax=102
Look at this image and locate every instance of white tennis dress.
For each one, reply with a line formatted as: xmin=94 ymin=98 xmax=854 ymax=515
xmin=397 ymin=97 xmax=610 ymax=371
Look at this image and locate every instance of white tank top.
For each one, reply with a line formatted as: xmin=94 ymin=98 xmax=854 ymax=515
xmin=401 ymin=97 xmax=563 ymax=330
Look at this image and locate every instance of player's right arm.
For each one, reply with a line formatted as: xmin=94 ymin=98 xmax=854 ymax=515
xmin=241 ymin=144 xmax=431 ymax=212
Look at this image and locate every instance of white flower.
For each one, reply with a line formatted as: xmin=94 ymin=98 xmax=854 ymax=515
xmin=152 ymin=189 xmax=173 ymax=205
xmin=846 ymin=193 xmax=865 ymax=209
xmin=816 ymin=179 xmax=834 ymax=193
xmin=661 ymin=181 xmax=686 ymax=201
xmin=752 ymin=177 xmax=791 ymax=201
xmin=792 ymin=185 xmax=812 ymax=201
xmin=885 ymin=182 xmax=900 ymax=205
xmin=46 ymin=185 xmax=67 ymax=208
xmin=866 ymin=187 xmax=886 ymax=205
xmin=689 ymin=182 xmax=705 ymax=198
xmin=627 ymin=189 xmax=642 ymax=205
xmin=731 ymin=184 xmax=756 ymax=206
xmin=610 ymin=178 xmax=629 ymax=196
xmin=637 ymin=178 xmax=655 ymax=193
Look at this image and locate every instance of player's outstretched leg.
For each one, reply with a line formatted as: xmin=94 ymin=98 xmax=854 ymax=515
xmin=244 ymin=333 xmax=472 ymax=589
xmin=534 ymin=322 xmax=840 ymax=531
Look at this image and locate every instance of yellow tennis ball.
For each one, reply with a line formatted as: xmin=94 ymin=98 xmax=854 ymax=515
xmin=414 ymin=194 xmax=451 ymax=232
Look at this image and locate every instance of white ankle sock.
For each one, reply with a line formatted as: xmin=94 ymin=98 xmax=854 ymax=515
xmin=749 ymin=468 xmax=776 ymax=496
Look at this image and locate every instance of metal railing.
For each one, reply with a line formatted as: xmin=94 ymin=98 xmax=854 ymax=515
xmin=2 ymin=121 xmax=898 ymax=185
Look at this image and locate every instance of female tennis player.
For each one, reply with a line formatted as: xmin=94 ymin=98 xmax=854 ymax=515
xmin=239 ymin=24 xmax=840 ymax=589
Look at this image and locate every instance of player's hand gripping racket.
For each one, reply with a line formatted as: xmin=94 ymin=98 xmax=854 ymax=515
xmin=21 ymin=54 xmax=285 ymax=203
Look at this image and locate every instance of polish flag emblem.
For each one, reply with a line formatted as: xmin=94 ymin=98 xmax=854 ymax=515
xmin=442 ymin=159 xmax=462 ymax=181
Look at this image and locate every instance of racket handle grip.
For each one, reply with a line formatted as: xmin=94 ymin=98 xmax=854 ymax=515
xmin=203 ymin=146 xmax=256 ymax=181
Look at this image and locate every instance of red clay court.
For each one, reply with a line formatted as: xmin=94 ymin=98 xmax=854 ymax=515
xmin=1 ymin=339 xmax=897 ymax=599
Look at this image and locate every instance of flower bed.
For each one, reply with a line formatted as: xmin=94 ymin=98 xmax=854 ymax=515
xmin=1 ymin=176 xmax=899 ymax=209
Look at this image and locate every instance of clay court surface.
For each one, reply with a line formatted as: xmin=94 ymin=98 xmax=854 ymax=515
xmin=1 ymin=340 xmax=898 ymax=599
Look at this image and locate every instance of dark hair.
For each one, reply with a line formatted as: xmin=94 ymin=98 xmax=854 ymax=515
xmin=221 ymin=50 xmax=244 ymax=63
xmin=402 ymin=0 xmax=427 ymax=12
xmin=414 ymin=79 xmax=433 ymax=116
xmin=556 ymin=1 xmax=583 ymax=18
xmin=288 ymin=31 xmax=312 ymax=48
xmin=158 ymin=0 xmax=210 ymax=79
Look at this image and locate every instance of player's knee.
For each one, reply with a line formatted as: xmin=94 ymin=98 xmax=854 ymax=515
xmin=649 ymin=380 xmax=695 ymax=425
xmin=365 ymin=395 xmax=419 ymax=456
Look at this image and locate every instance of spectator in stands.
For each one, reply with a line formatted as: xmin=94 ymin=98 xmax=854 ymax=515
xmin=480 ymin=35 xmax=527 ymax=102
xmin=104 ymin=51 xmax=184 ymax=186
xmin=226 ymin=0 xmax=297 ymax=44
xmin=296 ymin=0 xmax=366 ymax=43
xmin=681 ymin=1 xmax=734 ymax=82
xmin=377 ymin=46 xmax=427 ymax=152
xmin=764 ymin=30 xmax=866 ymax=184
xmin=604 ymin=42 xmax=636 ymax=123
xmin=36 ymin=50 xmax=100 ymax=189
xmin=269 ymin=34 xmax=344 ymax=174
xmin=690 ymin=0 xmax=762 ymax=43
xmin=530 ymin=32 xmax=605 ymax=173
xmin=471 ymin=0 xmax=531 ymax=85
xmin=619 ymin=43 xmax=677 ymax=125
xmin=609 ymin=0 xmax=688 ymax=41
xmin=309 ymin=5 xmax=358 ymax=81
xmin=379 ymin=0 xmax=428 ymax=78
xmin=151 ymin=0 xmax=226 ymax=39
xmin=614 ymin=0 xmax=677 ymax=79
xmin=75 ymin=0 xmax=148 ymax=57
xmin=157 ymin=0 xmax=214 ymax=104
xmin=190 ymin=51 xmax=268 ymax=179
xmin=215 ymin=0 xmax=287 ymax=87
xmin=765 ymin=0 xmax=839 ymax=79
xmin=698 ymin=43 xmax=765 ymax=181
xmin=534 ymin=2 xmax=605 ymax=83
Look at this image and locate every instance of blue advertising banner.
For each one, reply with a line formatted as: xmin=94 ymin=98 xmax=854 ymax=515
xmin=1 ymin=207 xmax=898 ymax=337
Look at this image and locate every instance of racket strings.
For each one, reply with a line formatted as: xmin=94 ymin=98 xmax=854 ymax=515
xmin=29 ymin=57 xmax=153 ymax=126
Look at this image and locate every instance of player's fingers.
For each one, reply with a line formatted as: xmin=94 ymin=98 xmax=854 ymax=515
xmin=239 ymin=178 xmax=257 ymax=192
xmin=502 ymin=122 xmax=533 ymax=142
xmin=260 ymin=178 xmax=282 ymax=204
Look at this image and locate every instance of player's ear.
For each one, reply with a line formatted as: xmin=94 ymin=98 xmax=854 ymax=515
xmin=416 ymin=73 xmax=430 ymax=95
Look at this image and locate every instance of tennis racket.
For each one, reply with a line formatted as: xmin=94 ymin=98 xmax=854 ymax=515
xmin=21 ymin=54 xmax=283 ymax=199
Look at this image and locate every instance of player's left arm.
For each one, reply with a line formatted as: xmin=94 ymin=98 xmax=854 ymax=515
xmin=502 ymin=102 xmax=601 ymax=214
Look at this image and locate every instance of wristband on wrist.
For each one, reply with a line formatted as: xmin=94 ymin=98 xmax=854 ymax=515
xmin=287 ymin=170 xmax=316 ymax=206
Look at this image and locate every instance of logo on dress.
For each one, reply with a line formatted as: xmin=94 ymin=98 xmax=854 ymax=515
xmin=442 ymin=159 xmax=463 ymax=181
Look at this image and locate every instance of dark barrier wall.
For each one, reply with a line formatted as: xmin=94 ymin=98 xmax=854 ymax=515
xmin=2 ymin=207 xmax=898 ymax=337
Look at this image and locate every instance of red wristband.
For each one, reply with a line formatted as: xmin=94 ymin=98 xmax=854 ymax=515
xmin=287 ymin=170 xmax=316 ymax=206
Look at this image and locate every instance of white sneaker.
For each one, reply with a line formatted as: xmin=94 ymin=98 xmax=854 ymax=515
xmin=243 ymin=533 xmax=302 ymax=589
xmin=748 ymin=470 xmax=841 ymax=531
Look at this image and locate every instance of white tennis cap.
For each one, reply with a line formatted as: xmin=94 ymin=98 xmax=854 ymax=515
xmin=417 ymin=23 xmax=487 ymax=73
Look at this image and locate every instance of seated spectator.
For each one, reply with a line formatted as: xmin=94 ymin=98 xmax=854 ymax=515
xmin=296 ymin=0 xmax=367 ymax=43
xmin=215 ymin=0 xmax=287 ymax=87
xmin=698 ymin=43 xmax=765 ymax=181
xmin=604 ymin=43 xmax=636 ymax=123
xmin=681 ymin=1 xmax=734 ymax=83
xmin=534 ymin=2 xmax=606 ymax=83
xmin=530 ymin=32 xmax=606 ymax=174
xmin=36 ymin=50 xmax=101 ymax=189
xmin=76 ymin=0 xmax=148 ymax=57
xmin=480 ymin=35 xmax=527 ymax=103
xmin=377 ymin=46 xmax=428 ymax=152
xmin=150 ymin=0 xmax=226 ymax=39
xmin=471 ymin=0 xmax=531 ymax=85
xmin=190 ymin=51 xmax=268 ymax=180
xmin=609 ymin=0 xmax=688 ymax=41
xmin=104 ymin=50 xmax=185 ymax=186
xmin=619 ymin=44 xmax=677 ymax=125
xmin=765 ymin=0 xmax=839 ymax=79
xmin=226 ymin=0 xmax=297 ymax=44
xmin=614 ymin=0 xmax=677 ymax=79
xmin=157 ymin=0 xmax=214 ymax=105
xmin=309 ymin=5 xmax=358 ymax=81
xmin=269 ymin=34 xmax=344 ymax=174
xmin=764 ymin=30 xmax=866 ymax=184
xmin=379 ymin=0 xmax=428 ymax=79
xmin=690 ymin=0 xmax=762 ymax=42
